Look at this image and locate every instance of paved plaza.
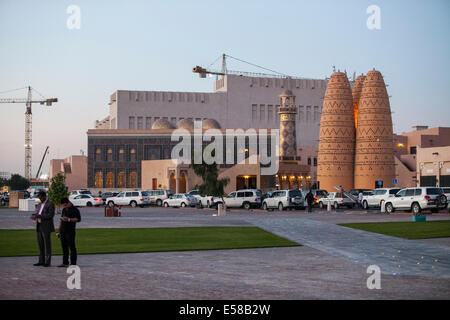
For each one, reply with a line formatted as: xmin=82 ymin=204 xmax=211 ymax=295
xmin=0 ymin=206 xmax=449 ymax=299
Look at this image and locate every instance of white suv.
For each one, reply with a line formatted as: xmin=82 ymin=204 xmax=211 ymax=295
xmin=70 ymin=189 xmax=92 ymax=197
xmin=262 ymin=189 xmax=304 ymax=211
xmin=385 ymin=187 xmax=447 ymax=214
xmin=222 ymin=189 xmax=262 ymax=210
xmin=362 ymin=188 xmax=401 ymax=209
xmin=107 ymin=191 xmax=150 ymax=207
xmin=146 ymin=190 xmax=173 ymax=206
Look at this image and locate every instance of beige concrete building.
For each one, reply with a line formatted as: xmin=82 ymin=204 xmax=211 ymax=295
xmin=393 ymin=126 xmax=450 ymax=187
xmin=95 ymin=74 xmax=327 ymax=147
xmin=49 ymin=155 xmax=87 ymax=191
xmin=416 ymin=146 xmax=450 ymax=187
xmin=141 ymin=156 xmax=263 ymax=194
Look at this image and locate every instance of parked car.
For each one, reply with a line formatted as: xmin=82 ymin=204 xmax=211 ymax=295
xmin=107 ymin=191 xmax=150 ymax=207
xmin=0 ymin=192 xmax=9 ymax=206
xmin=318 ymin=192 xmax=356 ymax=209
xmin=262 ymin=189 xmax=304 ymax=211
xmin=221 ymin=189 xmax=262 ymax=210
xmin=146 ymin=190 xmax=173 ymax=206
xmin=70 ymin=189 xmax=92 ymax=197
xmin=70 ymin=194 xmax=103 ymax=207
xmin=310 ymin=189 xmax=329 ymax=205
xmin=163 ymin=194 xmax=197 ymax=208
xmin=100 ymin=192 xmax=118 ymax=204
xmin=30 ymin=193 xmax=42 ymax=205
xmin=443 ymin=188 xmax=450 ymax=212
xmin=186 ymin=190 xmax=217 ymax=208
xmin=361 ymin=188 xmax=401 ymax=209
xmin=349 ymin=189 xmax=373 ymax=197
xmin=384 ymin=187 xmax=448 ymax=214
xmin=262 ymin=190 xmax=275 ymax=202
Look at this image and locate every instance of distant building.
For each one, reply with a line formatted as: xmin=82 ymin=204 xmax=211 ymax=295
xmin=95 ymin=74 xmax=327 ymax=147
xmin=0 ymin=172 xmax=11 ymax=180
xmin=89 ymin=74 xmax=325 ymax=191
xmin=49 ymin=155 xmax=87 ymax=191
xmin=394 ymin=126 xmax=450 ymax=187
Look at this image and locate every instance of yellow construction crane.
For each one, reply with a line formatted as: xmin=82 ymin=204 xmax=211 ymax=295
xmin=193 ymin=53 xmax=297 ymax=79
xmin=0 ymin=86 xmax=57 ymax=180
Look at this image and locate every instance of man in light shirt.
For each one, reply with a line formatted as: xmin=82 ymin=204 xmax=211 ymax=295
xmin=358 ymin=191 xmax=364 ymax=209
xmin=32 ymin=191 xmax=55 ymax=267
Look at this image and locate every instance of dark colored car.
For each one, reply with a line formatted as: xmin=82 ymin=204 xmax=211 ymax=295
xmin=0 ymin=192 xmax=9 ymax=206
xmin=100 ymin=192 xmax=119 ymax=204
xmin=349 ymin=189 xmax=373 ymax=197
xmin=310 ymin=189 xmax=329 ymax=205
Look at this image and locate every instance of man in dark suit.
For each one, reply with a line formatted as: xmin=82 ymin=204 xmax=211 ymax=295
xmin=56 ymin=198 xmax=81 ymax=267
xmin=33 ymin=191 xmax=55 ymax=267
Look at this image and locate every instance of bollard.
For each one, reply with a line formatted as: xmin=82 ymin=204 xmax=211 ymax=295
xmin=218 ymin=203 xmax=226 ymax=216
xmin=380 ymin=201 xmax=386 ymax=213
xmin=327 ymin=201 xmax=331 ymax=212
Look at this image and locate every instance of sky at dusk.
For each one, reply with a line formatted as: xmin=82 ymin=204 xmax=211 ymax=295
xmin=0 ymin=0 xmax=449 ymax=177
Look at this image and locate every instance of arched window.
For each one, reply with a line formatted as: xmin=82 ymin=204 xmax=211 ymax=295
xmin=106 ymin=171 xmax=114 ymax=188
xmin=117 ymin=170 xmax=125 ymax=188
xmin=107 ymin=148 xmax=113 ymax=162
xmin=119 ymin=148 xmax=125 ymax=162
xmin=94 ymin=171 xmax=103 ymax=188
xmin=130 ymin=148 xmax=136 ymax=162
xmin=128 ymin=170 xmax=137 ymax=188
xmin=95 ymin=148 xmax=102 ymax=161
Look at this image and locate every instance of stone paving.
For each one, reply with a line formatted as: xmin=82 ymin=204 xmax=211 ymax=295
xmin=248 ymin=218 xmax=450 ymax=278
xmin=0 ymin=207 xmax=449 ymax=299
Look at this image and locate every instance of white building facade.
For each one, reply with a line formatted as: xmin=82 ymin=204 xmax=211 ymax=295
xmin=95 ymin=75 xmax=327 ymax=147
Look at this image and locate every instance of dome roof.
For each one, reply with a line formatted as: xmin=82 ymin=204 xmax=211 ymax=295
xmin=152 ymin=119 xmax=175 ymax=130
xmin=280 ymin=89 xmax=293 ymax=96
xmin=176 ymin=118 xmax=194 ymax=130
xmin=202 ymin=119 xmax=221 ymax=130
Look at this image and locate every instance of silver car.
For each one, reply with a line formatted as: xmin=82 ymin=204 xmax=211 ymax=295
xmin=163 ymin=193 xmax=197 ymax=208
xmin=107 ymin=191 xmax=150 ymax=208
xmin=318 ymin=192 xmax=356 ymax=209
xmin=223 ymin=189 xmax=262 ymax=210
xmin=262 ymin=189 xmax=304 ymax=211
xmin=146 ymin=190 xmax=173 ymax=206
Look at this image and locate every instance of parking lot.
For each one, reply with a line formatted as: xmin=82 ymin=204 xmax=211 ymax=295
xmin=0 ymin=205 xmax=449 ymax=299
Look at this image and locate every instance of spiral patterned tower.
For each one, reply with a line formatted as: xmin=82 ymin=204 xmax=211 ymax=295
xmin=278 ymin=89 xmax=298 ymax=161
xmin=354 ymin=69 xmax=395 ymax=189
xmin=352 ymin=74 xmax=366 ymax=129
xmin=317 ymin=71 xmax=355 ymax=192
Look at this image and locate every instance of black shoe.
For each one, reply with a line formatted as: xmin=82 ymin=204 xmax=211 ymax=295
xmin=33 ymin=263 xmax=44 ymax=266
xmin=58 ymin=264 xmax=69 ymax=268
xmin=43 ymin=264 xmax=51 ymax=267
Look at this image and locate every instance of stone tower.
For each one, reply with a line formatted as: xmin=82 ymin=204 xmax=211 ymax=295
xmin=354 ymin=69 xmax=395 ymax=189
xmin=352 ymin=74 xmax=366 ymax=129
xmin=317 ymin=71 xmax=355 ymax=192
xmin=278 ymin=89 xmax=298 ymax=161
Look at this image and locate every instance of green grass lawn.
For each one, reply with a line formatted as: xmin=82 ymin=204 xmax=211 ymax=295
xmin=0 ymin=227 xmax=299 ymax=257
xmin=339 ymin=220 xmax=450 ymax=239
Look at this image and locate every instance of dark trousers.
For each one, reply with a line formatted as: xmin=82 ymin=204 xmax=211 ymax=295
xmin=37 ymin=227 xmax=52 ymax=265
xmin=307 ymin=203 xmax=313 ymax=212
xmin=61 ymin=230 xmax=77 ymax=265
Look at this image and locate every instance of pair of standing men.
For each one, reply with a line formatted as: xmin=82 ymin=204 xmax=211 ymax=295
xmin=33 ymin=191 xmax=80 ymax=267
